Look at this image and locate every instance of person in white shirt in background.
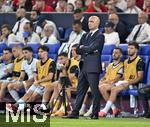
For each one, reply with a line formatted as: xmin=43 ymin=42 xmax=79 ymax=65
xmin=126 ymin=12 xmax=150 ymax=44
xmin=12 ymin=8 xmax=30 ymax=39
xmin=42 ymin=20 xmax=59 ymax=39
xmin=0 ymin=48 xmax=13 ymax=80
xmin=41 ymin=24 xmax=58 ymax=45
xmin=58 ymin=20 xmax=86 ymax=58
xmin=30 ymin=10 xmax=42 ymax=37
xmin=0 ymin=24 xmax=17 ymax=45
xmin=0 ymin=0 xmax=13 ymax=13
xmin=104 ymin=21 xmax=120 ymax=46
xmin=115 ymin=0 xmax=127 ymax=11
xmin=124 ymin=0 xmax=142 ymax=14
xmin=18 ymin=22 xmax=41 ymax=45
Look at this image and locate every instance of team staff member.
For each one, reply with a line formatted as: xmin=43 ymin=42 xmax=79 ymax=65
xmin=66 ymin=16 xmax=104 ymax=119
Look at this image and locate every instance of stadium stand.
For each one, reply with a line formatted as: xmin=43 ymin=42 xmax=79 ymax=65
xmin=0 ymin=10 xmax=150 ymax=118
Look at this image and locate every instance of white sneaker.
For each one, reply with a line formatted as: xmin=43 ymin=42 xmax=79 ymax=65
xmin=79 ymin=109 xmax=85 ymax=116
xmin=84 ymin=109 xmax=92 ymax=117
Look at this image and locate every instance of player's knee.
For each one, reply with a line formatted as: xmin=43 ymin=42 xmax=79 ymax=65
xmin=99 ymin=85 xmax=104 ymax=92
xmin=1 ymin=83 xmax=8 ymax=88
xmin=7 ymin=84 xmax=13 ymax=90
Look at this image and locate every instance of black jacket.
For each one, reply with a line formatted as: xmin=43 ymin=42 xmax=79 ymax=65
xmin=76 ymin=30 xmax=104 ymax=73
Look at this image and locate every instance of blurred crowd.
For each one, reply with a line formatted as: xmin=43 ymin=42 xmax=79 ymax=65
xmin=0 ymin=0 xmax=150 ymax=14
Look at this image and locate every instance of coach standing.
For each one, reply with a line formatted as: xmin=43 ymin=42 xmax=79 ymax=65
xmin=66 ymin=16 xmax=104 ymax=119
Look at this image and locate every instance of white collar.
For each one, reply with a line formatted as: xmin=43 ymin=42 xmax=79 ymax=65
xmin=20 ymin=17 xmax=26 ymax=22
xmin=80 ymin=17 xmax=84 ymax=22
xmin=90 ymin=28 xmax=99 ymax=35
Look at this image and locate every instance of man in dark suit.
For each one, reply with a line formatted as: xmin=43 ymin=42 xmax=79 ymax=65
xmin=108 ymin=13 xmax=128 ymax=43
xmin=66 ymin=16 xmax=104 ymax=119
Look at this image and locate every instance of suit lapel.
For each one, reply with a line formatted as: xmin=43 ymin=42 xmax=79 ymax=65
xmin=88 ymin=30 xmax=99 ymax=43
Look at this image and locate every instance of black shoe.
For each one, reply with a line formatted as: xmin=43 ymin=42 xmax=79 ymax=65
xmin=145 ymin=112 xmax=150 ymax=118
xmin=90 ymin=114 xmax=99 ymax=119
xmin=63 ymin=113 xmax=79 ymax=119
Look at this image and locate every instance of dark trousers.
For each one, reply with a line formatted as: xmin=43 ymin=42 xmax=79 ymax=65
xmin=139 ymin=85 xmax=150 ymax=113
xmin=73 ymin=71 xmax=100 ymax=115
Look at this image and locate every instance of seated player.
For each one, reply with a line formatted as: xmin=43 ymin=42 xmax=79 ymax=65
xmin=6 ymin=45 xmax=56 ymax=112
xmin=7 ymin=46 xmax=38 ymax=103
xmin=52 ymin=46 xmax=80 ymax=116
xmin=99 ymin=47 xmax=123 ymax=116
xmin=99 ymin=42 xmax=145 ymax=117
xmin=40 ymin=45 xmax=80 ymax=116
xmin=80 ymin=47 xmax=123 ymax=117
xmin=0 ymin=45 xmax=24 ymax=100
xmin=0 ymin=48 xmax=13 ymax=80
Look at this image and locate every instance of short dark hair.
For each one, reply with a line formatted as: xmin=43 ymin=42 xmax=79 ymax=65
xmin=25 ymin=22 xmax=33 ymax=29
xmin=31 ymin=9 xmax=41 ymax=16
xmin=114 ymin=47 xmax=123 ymax=54
xmin=23 ymin=46 xmax=33 ymax=52
xmin=38 ymin=45 xmax=49 ymax=52
xmin=74 ymin=9 xmax=82 ymax=14
xmin=3 ymin=48 xmax=12 ymax=53
xmin=72 ymin=44 xmax=78 ymax=48
xmin=1 ymin=24 xmax=11 ymax=31
xmin=73 ymin=20 xmax=82 ymax=26
xmin=58 ymin=52 xmax=68 ymax=57
xmin=128 ymin=42 xmax=139 ymax=50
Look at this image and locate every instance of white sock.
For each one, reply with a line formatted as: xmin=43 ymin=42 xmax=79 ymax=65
xmin=42 ymin=99 xmax=48 ymax=105
xmin=17 ymin=99 xmax=26 ymax=110
xmin=102 ymin=101 xmax=113 ymax=113
xmin=40 ymin=104 xmax=47 ymax=110
xmin=80 ymin=104 xmax=86 ymax=111
xmin=88 ymin=104 xmax=93 ymax=112
xmin=17 ymin=99 xmax=25 ymax=104
xmin=9 ymin=90 xmax=20 ymax=102
xmin=111 ymin=104 xmax=116 ymax=110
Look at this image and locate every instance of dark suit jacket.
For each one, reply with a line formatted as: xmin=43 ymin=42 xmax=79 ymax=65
xmin=81 ymin=18 xmax=89 ymax=32
xmin=76 ymin=30 xmax=104 ymax=73
xmin=116 ymin=21 xmax=128 ymax=43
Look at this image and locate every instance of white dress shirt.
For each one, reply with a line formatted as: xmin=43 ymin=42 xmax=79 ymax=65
xmin=58 ymin=30 xmax=86 ymax=58
xmin=0 ymin=62 xmax=13 ymax=79
xmin=116 ymin=0 xmax=127 ymax=11
xmin=0 ymin=33 xmax=17 ymax=45
xmin=43 ymin=20 xmax=59 ymax=38
xmin=126 ymin=22 xmax=150 ymax=43
xmin=104 ymin=31 xmax=120 ymax=46
xmin=12 ymin=17 xmax=30 ymax=35
xmin=124 ymin=6 xmax=142 ymax=14
xmin=18 ymin=32 xmax=41 ymax=44
xmin=41 ymin=34 xmax=58 ymax=45
xmin=7 ymin=33 xmax=19 ymax=45
xmin=68 ymin=30 xmax=86 ymax=45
